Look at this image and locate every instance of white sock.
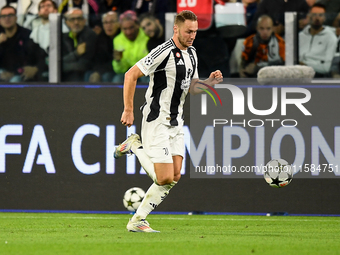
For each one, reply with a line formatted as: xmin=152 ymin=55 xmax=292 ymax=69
xmin=132 ymin=181 xmax=177 ymax=222
xmin=131 ymin=143 xmax=157 ymax=183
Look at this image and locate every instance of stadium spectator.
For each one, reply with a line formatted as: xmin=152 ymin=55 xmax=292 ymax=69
xmin=0 ymin=5 xmax=47 ymax=82
xmin=318 ymin=0 xmax=340 ymax=26
xmin=29 ymin=0 xmax=69 ymax=80
xmin=112 ymin=10 xmax=148 ymax=83
xmin=87 ymin=11 xmax=119 ymax=82
xmin=299 ymin=3 xmax=337 ymax=77
xmin=21 ymin=0 xmax=55 ymax=30
xmin=58 ymin=0 xmax=101 ymax=33
xmin=240 ymin=15 xmax=285 ymax=78
xmin=299 ymin=0 xmax=318 ymax=30
xmin=250 ymin=0 xmax=309 ymax=36
xmin=61 ymin=8 xmax=97 ymax=81
xmin=29 ymin=0 xmax=58 ymax=52
xmin=139 ymin=12 xmax=165 ymax=52
xmin=16 ymin=0 xmax=41 ymax=26
xmin=331 ymin=7 xmax=340 ymax=37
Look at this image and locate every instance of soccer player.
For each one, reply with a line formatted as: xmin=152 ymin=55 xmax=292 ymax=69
xmin=114 ymin=10 xmax=223 ymax=232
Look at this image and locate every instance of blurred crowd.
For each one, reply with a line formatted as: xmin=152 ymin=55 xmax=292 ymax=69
xmin=0 ymin=0 xmax=340 ymax=83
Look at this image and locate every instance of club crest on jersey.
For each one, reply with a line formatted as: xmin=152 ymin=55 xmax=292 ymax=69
xmin=144 ymin=56 xmax=154 ymax=66
xmin=176 ymin=52 xmax=181 ymax=58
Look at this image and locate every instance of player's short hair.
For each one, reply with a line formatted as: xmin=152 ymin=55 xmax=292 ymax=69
xmin=0 ymin=5 xmax=16 ymax=15
xmin=174 ymin=10 xmax=197 ymax=25
xmin=119 ymin=10 xmax=138 ymax=25
xmin=38 ymin=0 xmax=57 ymax=11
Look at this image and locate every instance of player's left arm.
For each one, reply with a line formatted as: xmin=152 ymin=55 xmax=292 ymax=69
xmin=189 ymin=70 xmax=223 ymax=95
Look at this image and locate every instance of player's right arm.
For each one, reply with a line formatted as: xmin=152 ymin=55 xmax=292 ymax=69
xmin=120 ymin=65 xmax=144 ymax=127
xmin=121 ymin=43 xmax=168 ymax=126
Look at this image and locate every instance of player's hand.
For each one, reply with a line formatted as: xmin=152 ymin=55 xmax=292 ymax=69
xmin=121 ymin=110 xmax=134 ymax=127
xmin=208 ymin=70 xmax=223 ymax=85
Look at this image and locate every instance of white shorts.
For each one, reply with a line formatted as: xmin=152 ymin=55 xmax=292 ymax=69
xmin=141 ymin=118 xmax=184 ymax=164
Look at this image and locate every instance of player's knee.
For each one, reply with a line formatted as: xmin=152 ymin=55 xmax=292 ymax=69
xmin=174 ymin=173 xmax=181 ymax=182
xmin=156 ymin=176 xmax=173 ymax=186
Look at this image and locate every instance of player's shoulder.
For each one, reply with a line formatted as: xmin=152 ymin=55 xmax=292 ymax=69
xmin=188 ymin=45 xmax=197 ymax=53
xmin=149 ymin=39 xmax=176 ymax=58
xmin=138 ymin=40 xmax=175 ymax=70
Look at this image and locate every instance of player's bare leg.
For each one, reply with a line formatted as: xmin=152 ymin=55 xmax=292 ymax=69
xmin=128 ymin=156 xmax=182 ymax=232
xmin=114 ymin=134 xmax=157 ymax=182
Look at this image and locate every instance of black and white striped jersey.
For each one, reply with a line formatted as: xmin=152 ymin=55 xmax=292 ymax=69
xmin=137 ymin=38 xmax=199 ymax=126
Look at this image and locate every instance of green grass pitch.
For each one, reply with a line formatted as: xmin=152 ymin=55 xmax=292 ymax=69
xmin=0 ymin=213 xmax=339 ymax=255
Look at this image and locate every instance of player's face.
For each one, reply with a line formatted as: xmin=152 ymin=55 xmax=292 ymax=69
xmin=102 ymin=13 xmax=119 ymax=37
xmin=38 ymin=0 xmax=57 ymax=20
xmin=0 ymin=7 xmax=17 ymax=29
xmin=309 ymin=7 xmax=325 ymax=29
xmin=257 ymin=18 xmax=273 ymax=41
xmin=65 ymin=9 xmax=86 ymax=34
xmin=121 ymin=19 xmax=139 ymax=41
xmin=175 ymin=20 xmax=198 ymax=49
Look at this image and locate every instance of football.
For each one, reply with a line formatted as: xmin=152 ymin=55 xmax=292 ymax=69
xmin=263 ymin=159 xmax=293 ymax=188
xmin=123 ymin=187 xmax=145 ymax=212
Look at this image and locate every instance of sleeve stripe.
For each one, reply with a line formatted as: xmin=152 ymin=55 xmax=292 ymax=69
xmin=151 ymin=40 xmax=173 ymax=59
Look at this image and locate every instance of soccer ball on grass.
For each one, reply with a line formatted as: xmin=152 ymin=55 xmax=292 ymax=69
xmin=123 ymin=187 xmax=145 ymax=212
xmin=264 ymin=159 xmax=293 ymax=188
